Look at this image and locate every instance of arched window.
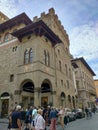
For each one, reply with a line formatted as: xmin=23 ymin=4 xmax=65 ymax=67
xmin=44 ymin=50 xmax=47 ymax=65
xmin=67 ymin=80 xmax=69 ymax=88
xmin=24 ymin=49 xmax=29 ymax=64
xmin=68 ymin=95 xmax=71 ymax=103
xmin=69 ymin=68 xmax=71 ymax=78
xmin=59 ymin=60 xmax=61 ymax=71
xmin=4 ymin=33 xmax=10 ymax=42
xmin=58 ymin=49 xmax=60 ymax=55
xmin=44 ymin=50 xmax=50 ymax=66
xmin=29 ymin=48 xmax=33 ymax=63
xmin=47 ymin=51 xmax=50 ymax=66
xmin=65 ymin=64 xmax=68 ymax=76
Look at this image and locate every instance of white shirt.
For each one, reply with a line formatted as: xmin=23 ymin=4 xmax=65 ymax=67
xmin=35 ymin=114 xmax=45 ymax=130
xmin=32 ymin=109 xmax=37 ymax=119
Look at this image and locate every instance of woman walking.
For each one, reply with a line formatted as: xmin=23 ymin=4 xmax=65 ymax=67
xmin=49 ymin=107 xmax=57 ymax=130
xmin=58 ymin=106 xmax=65 ymax=130
xmin=35 ymin=109 xmax=45 ymax=130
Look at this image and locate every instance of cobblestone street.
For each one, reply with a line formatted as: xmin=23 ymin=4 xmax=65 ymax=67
xmin=0 ymin=113 xmax=98 ymax=130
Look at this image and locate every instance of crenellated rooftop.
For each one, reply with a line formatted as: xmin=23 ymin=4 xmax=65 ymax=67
xmin=0 ymin=11 xmax=9 ymax=24
xmin=33 ymin=8 xmax=70 ymax=45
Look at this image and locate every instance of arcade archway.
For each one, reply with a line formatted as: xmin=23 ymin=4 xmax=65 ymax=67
xmin=0 ymin=92 xmax=10 ymax=117
xmin=21 ymin=80 xmax=34 ymax=108
xmin=60 ymin=92 xmax=66 ymax=107
xmin=41 ymin=79 xmax=52 ymax=107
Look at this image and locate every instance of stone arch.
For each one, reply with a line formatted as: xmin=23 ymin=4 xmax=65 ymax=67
xmin=20 ymin=79 xmax=35 ymax=93
xmin=68 ymin=95 xmax=71 ymax=102
xmin=20 ymin=79 xmax=35 ymax=108
xmin=60 ymin=92 xmax=66 ymax=99
xmin=0 ymin=92 xmax=10 ymax=117
xmin=41 ymin=79 xmax=52 ymax=107
xmin=60 ymin=92 xmax=66 ymax=107
xmin=41 ymin=79 xmax=52 ymax=93
xmin=1 ymin=92 xmax=10 ymax=98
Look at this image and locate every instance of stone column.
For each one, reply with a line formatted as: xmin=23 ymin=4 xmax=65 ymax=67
xmin=51 ymin=91 xmax=56 ymax=107
xmin=34 ymin=87 xmax=41 ymax=107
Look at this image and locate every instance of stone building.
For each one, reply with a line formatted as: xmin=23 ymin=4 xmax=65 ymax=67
xmin=0 ymin=8 xmax=76 ymax=117
xmin=94 ymin=80 xmax=98 ymax=97
xmin=0 ymin=11 xmax=9 ymax=24
xmin=71 ymin=57 xmax=96 ymax=109
xmin=94 ymin=79 xmax=98 ymax=105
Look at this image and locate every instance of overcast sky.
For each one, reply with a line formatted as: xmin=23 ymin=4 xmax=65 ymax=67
xmin=0 ymin=0 xmax=98 ymax=79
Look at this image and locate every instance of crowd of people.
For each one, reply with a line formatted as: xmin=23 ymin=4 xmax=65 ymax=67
xmin=7 ymin=105 xmax=97 ymax=130
xmin=7 ymin=105 xmax=69 ymax=130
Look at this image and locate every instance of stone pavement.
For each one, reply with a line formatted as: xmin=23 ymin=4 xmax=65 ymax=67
xmin=0 ymin=118 xmax=8 ymax=123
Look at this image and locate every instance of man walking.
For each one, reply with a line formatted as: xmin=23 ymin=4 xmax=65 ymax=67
xmin=11 ymin=105 xmax=22 ymax=130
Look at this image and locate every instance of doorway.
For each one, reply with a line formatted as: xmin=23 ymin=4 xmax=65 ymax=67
xmin=1 ymin=99 xmax=9 ymax=117
xmin=41 ymin=97 xmax=48 ymax=107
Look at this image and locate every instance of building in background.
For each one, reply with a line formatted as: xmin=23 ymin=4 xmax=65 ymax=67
xmin=94 ymin=79 xmax=98 ymax=97
xmin=0 ymin=8 xmax=77 ymax=117
xmin=71 ymin=57 xmax=96 ymax=109
xmin=94 ymin=79 xmax=98 ymax=106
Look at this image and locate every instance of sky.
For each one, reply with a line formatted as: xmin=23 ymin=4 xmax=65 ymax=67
xmin=0 ymin=0 xmax=98 ymax=79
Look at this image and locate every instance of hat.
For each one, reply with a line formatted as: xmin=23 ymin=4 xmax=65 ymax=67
xmin=16 ymin=105 xmax=21 ymax=110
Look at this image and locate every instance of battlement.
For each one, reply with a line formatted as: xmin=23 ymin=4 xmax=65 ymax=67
xmin=32 ymin=8 xmax=70 ymax=45
xmin=33 ymin=8 xmax=55 ymax=21
xmin=0 ymin=11 xmax=9 ymax=24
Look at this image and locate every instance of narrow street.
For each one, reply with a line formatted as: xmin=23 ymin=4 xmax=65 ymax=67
xmin=0 ymin=113 xmax=98 ymax=130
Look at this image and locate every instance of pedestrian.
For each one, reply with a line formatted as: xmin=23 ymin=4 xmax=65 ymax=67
xmin=47 ymin=106 xmax=51 ymax=125
xmin=25 ymin=108 xmax=31 ymax=130
xmin=29 ymin=106 xmax=33 ymax=130
xmin=20 ymin=108 xmax=26 ymax=130
xmin=7 ymin=109 xmax=14 ymax=130
xmin=85 ymin=107 xmax=89 ymax=119
xmin=92 ymin=107 xmax=96 ymax=114
xmin=64 ymin=110 xmax=68 ymax=127
xmin=49 ymin=107 xmax=57 ymax=130
xmin=88 ymin=108 xmax=92 ymax=118
xmin=42 ymin=106 xmax=49 ymax=130
xmin=11 ymin=105 xmax=22 ymax=130
xmin=58 ymin=106 xmax=65 ymax=130
xmin=31 ymin=106 xmax=38 ymax=130
xmin=35 ymin=109 xmax=45 ymax=130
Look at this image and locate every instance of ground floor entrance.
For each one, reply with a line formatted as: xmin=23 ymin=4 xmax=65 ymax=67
xmin=1 ymin=99 xmax=9 ymax=117
xmin=0 ymin=92 xmax=10 ymax=117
